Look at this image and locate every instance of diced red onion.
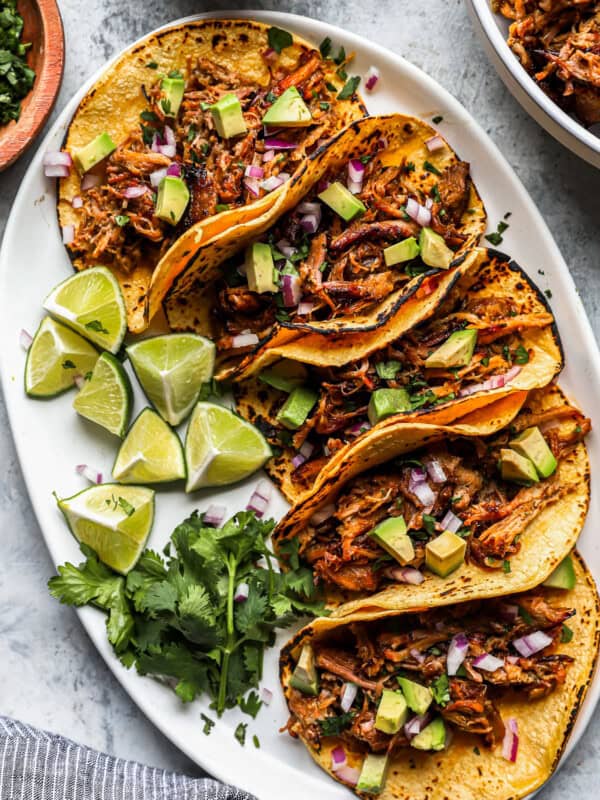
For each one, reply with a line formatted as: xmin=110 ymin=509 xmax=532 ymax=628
xmin=331 ymin=746 xmax=346 ymax=770
xmin=299 ymin=441 xmax=314 ymax=459
xmin=296 ymin=301 xmax=314 ymax=316
xmin=291 ymin=453 xmax=306 ymax=469
xmin=299 ymin=213 xmax=320 ymax=234
xmin=425 ymin=135 xmax=445 ymax=152
xmin=425 ymin=458 xmax=446 ymax=484
xmin=404 ymin=713 xmax=431 ymax=740
xmin=204 ymin=504 xmax=226 ymax=527
xmin=506 ymin=655 xmax=519 ymax=665
xmin=263 ymin=47 xmax=277 ymax=63
xmin=345 ymin=419 xmax=371 ymax=438
xmin=71 ymin=195 xmax=83 ymax=208
xmin=245 ymin=164 xmax=264 ymax=179
xmin=62 ymin=225 xmax=75 ymax=245
xmin=385 ymin=566 xmax=424 ymax=585
xmin=279 ymin=172 xmax=291 ymax=182
xmin=310 ymin=504 xmax=336 ymax=526
xmin=348 ymin=158 xmax=365 ymax=182
xmin=81 ymin=173 xmax=100 ymax=190
xmin=409 ymin=471 xmax=436 ymax=507
xmin=123 ymin=185 xmax=149 ymax=199
xmin=364 ymin=65 xmax=380 ymax=91
xmin=275 ymin=239 xmax=296 ymax=259
xmin=234 ymin=582 xmax=249 ymax=602
xmin=410 ymin=648 xmax=426 ymax=665
xmin=425 ymin=197 xmax=433 ymax=210
xmin=264 ymin=137 xmax=297 ymax=151
xmin=75 ymin=464 xmax=103 ymax=484
xmin=246 ymin=479 xmax=272 ymax=518
xmin=297 ymin=201 xmax=321 ymax=215
xmin=498 ymin=603 xmax=519 ymax=621
xmin=163 ymin=125 xmax=176 ymax=147
xmin=447 ymin=633 xmax=469 ymax=675
xmin=458 ymin=365 xmax=522 ymax=397
xmin=262 ymin=149 xmax=276 ymax=162
xmin=261 ymin=175 xmax=285 ymax=192
xmin=502 ymin=718 xmax=519 ymax=762
xmin=472 ymin=653 xmax=505 ymax=672
xmin=410 ymin=466 xmax=427 ymax=482
xmin=340 ymin=682 xmax=358 ymax=713
xmin=405 ymin=197 xmax=432 ymax=227
xmin=166 ymin=163 xmax=181 ymax=177
xmin=347 ymin=179 xmax=363 ymax=195
xmin=158 ymin=144 xmax=176 ymax=157
xmin=150 ymin=168 xmax=168 ymax=188
xmin=231 ymin=332 xmax=259 ymax=348
xmin=512 ymin=630 xmax=553 ymax=657
xmin=335 ymin=765 xmax=360 ymax=787
xmin=19 ymin=329 xmax=32 ymax=350
xmin=243 ymin=176 xmax=261 ymax=197
xmin=260 ymin=687 xmax=273 ymax=705
xmin=73 ymin=374 xmax=85 ymax=390
xmin=45 ymin=164 xmax=70 ymax=178
xmin=43 ymin=150 xmax=72 ymax=167
xmin=281 ymin=274 xmax=301 ymax=307
xmin=151 ymin=132 xmax=162 ymax=152
xmin=317 ymin=178 xmax=330 ymax=192
xmin=440 ymin=509 xmax=462 ymax=534
xmin=264 ymin=125 xmax=283 ymax=137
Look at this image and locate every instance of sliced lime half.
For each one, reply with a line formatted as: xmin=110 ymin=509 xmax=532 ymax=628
xmin=73 ymin=352 xmax=132 ymax=437
xmin=113 ymin=408 xmax=186 ymax=484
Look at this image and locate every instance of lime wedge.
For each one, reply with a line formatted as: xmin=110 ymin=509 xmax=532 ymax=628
xmin=73 ymin=352 xmax=132 ymax=437
xmin=25 ymin=316 xmax=99 ymax=398
xmin=56 ymin=483 xmax=154 ymax=574
xmin=184 ymin=401 xmax=271 ymax=491
xmin=113 ymin=408 xmax=186 ymax=484
xmin=127 ymin=334 xmax=216 ymax=426
xmin=43 ymin=266 xmax=127 ymax=353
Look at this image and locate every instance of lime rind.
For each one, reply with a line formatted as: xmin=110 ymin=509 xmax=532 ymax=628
xmin=113 ymin=408 xmax=186 ymax=484
xmin=73 ymin=352 xmax=133 ymax=437
xmin=43 ymin=266 xmax=127 ymax=354
xmin=25 ymin=316 xmax=99 ymax=398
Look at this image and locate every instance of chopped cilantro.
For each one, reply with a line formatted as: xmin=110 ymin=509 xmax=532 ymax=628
xmin=473 ymin=746 xmax=481 ymax=756
xmin=0 ymin=0 xmax=35 ymax=125
xmin=481 ymin=356 xmax=490 ymax=367
xmin=253 ymin=734 xmax=260 ymax=749
xmin=234 ymin=722 xmax=247 ymax=746
xmin=431 ymin=184 xmax=441 ymax=204
xmin=319 ymin=37 xmax=332 ymax=58
xmin=62 ymin=360 xmax=76 ymax=369
xmin=319 ymin=712 xmax=355 ymax=736
xmin=140 ymin=124 xmax=155 ymax=146
xmin=267 ymin=26 xmax=293 ymax=54
xmin=336 ymin=66 xmax=348 ymax=81
xmin=423 ymin=160 xmax=441 ymax=176
xmin=404 ymin=161 xmax=415 ymax=173
xmin=325 ymin=81 xmax=337 ymax=93
xmin=337 ymin=76 xmax=360 ymax=100
xmin=168 ymin=69 xmax=183 ymax=80
xmin=333 ymin=46 xmax=346 ymax=65
xmin=545 ymin=289 xmax=552 ymax=299
xmin=485 ymin=219 xmax=509 ymax=246
xmin=215 ymin=204 xmax=230 ymax=213
xmin=115 ymin=215 xmax=130 ymax=227
xmin=561 ymin=624 xmax=574 ymax=643
xmin=432 ymin=115 xmax=443 ymax=124
xmin=200 ymin=713 xmax=214 ymax=735
xmin=186 ymin=124 xmax=197 ymax=143
xmin=431 ymin=674 xmax=450 ymax=706
xmin=319 ymin=101 xmax=330 ymax=111
xmin=160 ymin=98 xmax=172 ymax=115
xmin=239 ymin=690 xmax=262 ymax=719
xmin=85 ymin=320 xmax=109 ymax=334
xmin=200 ymin=142 xmax=211 ymax=156
xmin=518 ymin=605 xmax=533 ymax=624
xmin=422 ymin=514 xmax=437 ymax=536
xmin=146 ymin=61 xmax=158 ymax=69
xmin=140 ymin=110 xmax=158 ymax=122
xmin=514 ymin=344 xmax=529 ymax=365
xmin=375 ymin=360 xmax=402 ymax=380
xmin=265 ymin=90 xmax=277 ymax=104
xmin=503 ymin=559 xmax=511 ymax=574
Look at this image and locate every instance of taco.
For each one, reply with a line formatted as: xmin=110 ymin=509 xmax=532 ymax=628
xmin=273 ymin=385 xmax=590 ymax=612
xmin=233 ymin=248 xmax=562 ymax=500
xmin=58 ymin=19 xmax=366 ymax=331
xmin=162 ymin=113 xmax=486 ymax=360
xmin=279 ymin=551 xmax=600 ymax=799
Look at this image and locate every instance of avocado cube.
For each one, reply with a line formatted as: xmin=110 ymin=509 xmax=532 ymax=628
xmin=543 ymin=554 xmax=576 ymax=590
xmin=245 ymin=242 xmax=278 ymax=294
xmin=368 ymin=388 xmax=411 ymax=426
xmin=72 ymin=131 xmax=116 ymax=174
xmin=383 ymin=236 xmax=420 ymax=267
xmin=160 ymin=77 xmax=185 ymax=117
xmin=499 ymin=448 xmax=539 ymax=485
xmin=210 ymin=93 xmax=247 ymax=139
xmin=276 ymin=386 xmax=318 ymax=430
xmin=356 ymin=753 xmax=389 ymax=795
xmin=425 ymin=530 xmax=466 ymax=577
xmin=259 ymin=360 xmax=308 ymax=393
xmin=374 ymin=689 xmax=408 ymax=734
xmin=155 ymin=176 xmax=190 ymax=225
xmin=318 ymin=181 xmax=366 ymax=222
xmin=397 ymin=677 xmax=433 ymax=715
xmin=369 ymin=516 xmax=415 ymax=565
xmin=419 ymin=227 xmax=454 ymax=269
xmin=262 ymin=86 xmax=313 ymax=128
xmin=289 ymin=644 xmax=319 ymax=695
xmin=424 ymin=329 xmax=477 ymax=370
xmin=410 ymin=717 xmax=446 ymax=751
xmin=509 ymin=426 xmax=557 ymax=479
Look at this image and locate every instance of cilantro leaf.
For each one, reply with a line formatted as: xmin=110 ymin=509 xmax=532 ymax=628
xmin=239 ymin=690 xmax=262 ymax=719
xmin=268 ymin=26 xmax=293 ymax=54
xmin=337 ymin=75 xmax=360 ymax=100
xmin=431 ymin=674 xmax=450 ymax=706
xmin=319 ymin=712 xmax=355 ymax=736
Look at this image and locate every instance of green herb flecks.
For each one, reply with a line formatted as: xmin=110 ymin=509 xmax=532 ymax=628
xmin=200 ymin=713 xmax=215 ymax=735
xmin=319 ymin=37 xmax=332 ymax=58
xmin=561 ymin=624 xmax=574 ymax=644
xmin=423 ymin=160 xmax=441 ymax=176
xmin=268 ymin=26 xmax=293 ymax=54
xmin=234 ymin=722 xmax=247 ymax=746
xmin=337 ymin=76 xmax=360 ymax=100
xmin=85 ymin=319 xmax=109 ymax=335
xmin=0 ymin=0 xmax=35 ymax=126
xmin=485 ymin=219 xmax=509 ymax=247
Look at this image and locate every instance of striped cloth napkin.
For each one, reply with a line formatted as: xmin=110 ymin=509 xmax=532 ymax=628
xmin=0 ymin=716 xmax=255 ymax=799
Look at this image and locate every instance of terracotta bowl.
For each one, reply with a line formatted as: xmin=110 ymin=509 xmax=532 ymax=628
xmin=0 ymin=0 xmax=64 ymax=172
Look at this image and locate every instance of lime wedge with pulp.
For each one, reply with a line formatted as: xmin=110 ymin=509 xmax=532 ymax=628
xmin=56 ymin=483 xmax=154 ymax=574
xmin=185 ymin=401 xmax=272 ymax=491
xmin=25 ymin=316 xmax=99 ymax=398
xmin=43 ymin=266 xmax=127 ymax=353
xmin=113 ymin=408 xmax=186 ymax=484
xmin=73 ymin=352 xmax=132 ymax=437
xmin=127 ymin=333 xmax=216 ymax=426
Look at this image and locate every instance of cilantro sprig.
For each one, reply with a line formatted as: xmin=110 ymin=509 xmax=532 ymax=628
xmin=49 ymin=511 xmax=326 ymax=716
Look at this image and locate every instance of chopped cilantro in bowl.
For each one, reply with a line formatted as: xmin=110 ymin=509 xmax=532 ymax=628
xmin=0 ymin=0 xmax=36 ymax=126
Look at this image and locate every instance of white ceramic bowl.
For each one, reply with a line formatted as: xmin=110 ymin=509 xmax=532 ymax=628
xmin=467 ymin=0 xmax=600 ymax=168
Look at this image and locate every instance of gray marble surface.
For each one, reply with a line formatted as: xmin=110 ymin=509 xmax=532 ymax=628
xmin=1 ymin=0 xmax=599 ymax=795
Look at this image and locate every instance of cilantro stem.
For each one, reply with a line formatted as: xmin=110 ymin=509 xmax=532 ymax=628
xmin=217 ymin=553 xmax=237 ymax=715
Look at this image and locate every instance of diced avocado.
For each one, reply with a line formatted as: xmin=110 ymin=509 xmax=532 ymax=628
xmin=543 ymin=554 xmax=576 ymax=590
xmin=369 ymin=516 xmax=415 ymax=565
xmin=160 ymin=77 xmax=185 ymax=117
xmin=356 ymin=753 xmax=389 ymax=795
xmin=367 ymin=388 xmax=411 ymax=426
xmin=383 ymin=236 xmax=420 ymax=266
xmin=289 ymin=645 xmax=319 ymax=695
xmin=259 ymin=360 xmax=308 ymax=393
xmin=410 ymin=717 xmax=446 ymax=752
xmin=262 ymin=86 xmax=313 ymax=128
xmin=155 ymin=176 xmax=190 ymax=225
xmin=397 ymin=677 xmax=433 ymax=715
xmin=276 ymin=386 xmax=318 ymax=430
xmin=245 ymin=242 xmax=278 ymax=294
xmin=510 ymin=426 xmax=557 ymax=479
xmin=374 ymin=689 xmax=409 ymax=734
xmin=72 ymin=131 xmax=116 ymax=173
xmin=318 ymin=181 xmax=366 ymax=222
xmin=424 ymin=329 xmax=477 ymax=370
xmin=499 ymin=448 xmax=539 ymax=485
xmin=210 ymin=93 xmax=247 ymax=139
xmin=418 ymin=227 xmax=454 ymax=269
xmin=425 ymin=530 xmax=466 ymax=577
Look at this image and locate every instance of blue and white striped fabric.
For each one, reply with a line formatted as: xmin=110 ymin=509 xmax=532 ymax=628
xmin=0 ymin=717 xmax=255 ymax=800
